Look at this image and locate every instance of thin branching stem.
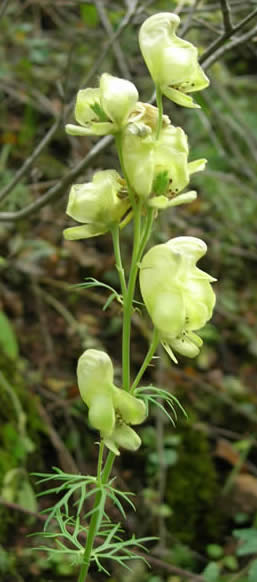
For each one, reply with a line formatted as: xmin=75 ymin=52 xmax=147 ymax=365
xmin=200 ymin=5 xmax=257 ymax=65
xmin=130 ymin=328 xmax=160 ymax=393
xmin=122 ymin=200 xmax=143 ymax=390
xmin=220 ymin=0 xmax=233 ymax=32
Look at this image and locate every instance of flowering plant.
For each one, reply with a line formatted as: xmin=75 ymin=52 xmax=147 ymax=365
xmin=37 ymin=12 xmax=214 ymax=581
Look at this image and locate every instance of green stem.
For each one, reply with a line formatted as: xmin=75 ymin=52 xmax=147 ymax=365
xmin=111 ymin=224 xmax=127 ymax=299
xmin=130 ymin=328 xmax=159 ymax=393
xmin=122 ymin=201 xmax=142 ymax=390
xmin=77 ymin=450 xmax=115 ymax=582
xmin=115 ymin=133 xmax=136 ymax=209
xmin=138 ymin=207 xmax=154 ymax=261
xmin=155 ymin=85 xmax=163 ymax=140
xmin=97 ymin=440 xmax=105 ymax=482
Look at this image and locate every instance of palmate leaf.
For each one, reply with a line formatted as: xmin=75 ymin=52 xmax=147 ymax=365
xmin=33 ymin=469 xmax=98 ymax=530
xmin=33 ymin=502 xmax=157 ymax=575
xmin=106 ymin=479 xmax=136 ymax=516
xmin=92 ymin=530 xmax=157 ymax=574
xmin=33 ymin=467 xmax=156 ymax=573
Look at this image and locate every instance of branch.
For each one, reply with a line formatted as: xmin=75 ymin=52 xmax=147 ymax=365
xmin=179 ymin=0 xmax=202 ymax=36
xmin=65 ymin=0 xmax=138 ymax=120
xmin=94 ymin=0 xmax=132 ymax=79
xmin=220 ymin=0 xmax=233 ymax=32
xmin=200 ymin=5 xmax=257 ymax=65
xmin=0 ymin=135 xmax=112 ymax=222
xmin=0 ymin=115 xmax=62 ymax=204
xmin=203 ymin=23 xmax=257 ymax=70
xmin=0 ymin=1 xmax=138 ymax=221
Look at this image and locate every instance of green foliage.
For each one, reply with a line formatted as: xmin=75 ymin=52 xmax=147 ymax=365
xmin=202 ymin=561 xmax=221 ymax=582
xmin=135 ymin=384 xmax=187 ymax=427
xmin=0 ymin=312 xmax=18 ymax=360
xmin=165 ymin=422 xmax=222 ymax=546
xmin=33 ymin=468 xmax=156 ymax=573
xmin=248 ymin=559 xmax=257 ymax=582
xmin=234 ymin=528 xmax=257 ymax=556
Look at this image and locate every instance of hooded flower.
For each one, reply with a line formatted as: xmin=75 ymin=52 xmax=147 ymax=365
xmin=77 ymin=349 xmax=146 ymax=455
xmin=139 ymin=12 xmax=209 ymax=108
xmin=139 ymin=237 xmax=216 ymax=362
xmin=66 ymin=73 xmax=139 ymax=136
xmin=63 ymin=170 xmax=130 ymax=240
xmin=122 ymin=104 xmax=206 ymax=203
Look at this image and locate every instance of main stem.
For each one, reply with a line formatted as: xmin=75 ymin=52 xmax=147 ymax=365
xmin=122 ymin=202 xmax=142 ymax=390
xmin=77 ymin=450 xmax=115 ymax=582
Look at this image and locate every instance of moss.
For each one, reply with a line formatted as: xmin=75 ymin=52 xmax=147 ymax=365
xmin=165 ymin=419 xmax=223 ymax=547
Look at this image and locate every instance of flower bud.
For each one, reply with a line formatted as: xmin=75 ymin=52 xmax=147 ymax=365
xmin=77 ymin=349 xmax=115 ymax=436
xmin=66 ymin=74 xmax=138 ymax=136
xmin=63 ymin=170 xmax=130 ymax=240
xmin=139 ymin=236 xmax=216 ymax=361
xmin=139 ymin=12 xmax=209 ymax=108
xmin=105 ymin=425 xmax=142 ymax=456
xmin=77 ymin=349 xmax=147 ymax=454
xmin=100 ymin=73 xmax=138 ymax=126
xmin=112 ymin=386 xmax=146 ymax=425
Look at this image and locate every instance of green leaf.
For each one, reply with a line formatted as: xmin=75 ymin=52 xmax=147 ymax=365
xmin=0 ymin=311 xmax=18 ymax=359
xmin=248 ymin=558 xmax=257 ymax=582
xmin=234 ymin=528 xmax=257 ymax=556
xmin=202 ymin=561 xmax=221 ymax=582
xmin=18 ymin=479 xmax=37 ymax=512
xmin=223 ymin=555 xmax=238 ymax=571
xmin=206 ymin=544 xmax=224 ymax=559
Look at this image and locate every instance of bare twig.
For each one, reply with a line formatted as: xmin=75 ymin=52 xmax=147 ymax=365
xmin=65 ymin=0 xmax=138 ymax=120
xmin=203 ymin=23 xmax=257 ymax=70
xmin=220 ymin=0 xmax=233 ymax=32
xmin=0 ymin=134 xmax=112 ymax=221
xmin=0 ymin=116 xmax=62 ymax=204
xmin=200 ymin=5 xmax=257 ymax=65
xmin=94 ymin=0 xmax=131 ymax=79
xmin=0 ymin=1 xmax=138 ymax=221
xmin=179 ymin=0 xmax=201 ymax=36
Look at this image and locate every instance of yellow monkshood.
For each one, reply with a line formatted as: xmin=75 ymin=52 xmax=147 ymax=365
xmin=63 ymin=170 xmax=130 ymax=240
xmin=139 ymin=12 xmax=209 ymax=108
xmin=140 ymin=237 xmax=216 ymax=362
xmin=77 ymin=349 xmax=146 ymax=455
xmin=66 ymin=73 xmax=139 ymax=136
